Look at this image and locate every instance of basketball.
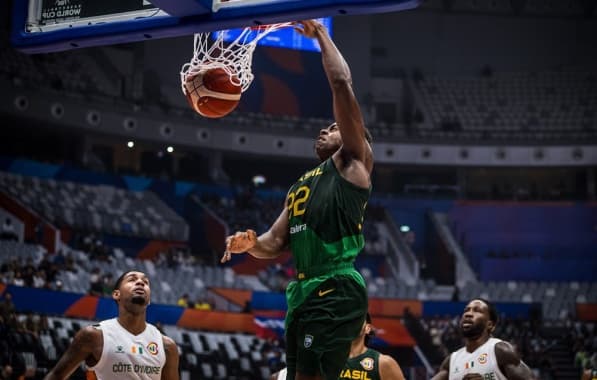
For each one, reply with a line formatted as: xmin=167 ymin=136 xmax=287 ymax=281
xmin=184 ymin=68 xmax=242 ymax=118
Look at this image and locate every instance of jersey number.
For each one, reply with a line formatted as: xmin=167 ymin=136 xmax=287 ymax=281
xmin=287 ymin=186 xmax=310 ymax=217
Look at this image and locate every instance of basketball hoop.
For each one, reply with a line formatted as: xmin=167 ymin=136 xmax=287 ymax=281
xmin=180 ymin=23 xmax=293 ymax=95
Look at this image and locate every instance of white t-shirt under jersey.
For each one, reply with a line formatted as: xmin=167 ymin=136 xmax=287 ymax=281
xmin=88 ymin=318 xmax=166 ymax=380
xmin=449 ymin=338 xmax=508 ymax=380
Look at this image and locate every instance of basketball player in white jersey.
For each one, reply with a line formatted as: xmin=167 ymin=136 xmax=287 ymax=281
xmin=431 ymin=298 xmax=534 ymax=380
xmin=44 ymin=270 xmax=180 ymax=380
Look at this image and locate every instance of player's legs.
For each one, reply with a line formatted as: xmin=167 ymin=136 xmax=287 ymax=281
xmin=292 ymin=276 xmax=367 ymax=380
xmin=286 ymin=321 xmax=298 ymax=380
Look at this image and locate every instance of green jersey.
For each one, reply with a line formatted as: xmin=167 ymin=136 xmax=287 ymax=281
xmin=339 ymin=348 xmax=381 ymax=380
xmin=285 ymin=158 xmax=370 ymax=322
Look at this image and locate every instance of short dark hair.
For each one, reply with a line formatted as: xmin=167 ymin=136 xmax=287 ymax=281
xmin=473 ymin=298 xmax=499 ymax=326
xmin=328 ymin=122 xmax=373 ymax=144
xmin=113 ymin=270 xmax=141 ymax=291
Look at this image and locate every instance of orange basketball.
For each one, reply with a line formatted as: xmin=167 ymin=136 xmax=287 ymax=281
xmin=184 ymin=68 xmax=242 ymax=118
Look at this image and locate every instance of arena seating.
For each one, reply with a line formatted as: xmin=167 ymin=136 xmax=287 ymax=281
xmin=0 ymin=240 xmax=44 ymax=263
xmin=0 ymin=239 xmax=256 ymax=307
xmin=0 ymin=32 xmax=120 ymax=97
xmin=459 ymin=280 xmax=597 ymax=320
xmin=0 ymin=171 xmax=188 ymax=241
xmin=411 ymin=70 xmax=597 ymax=141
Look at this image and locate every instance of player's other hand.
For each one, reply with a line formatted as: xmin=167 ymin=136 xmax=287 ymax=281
xmin=293 ymin=20 xmax=324 ymax=38
xmin=221 ymin=229 xmax=257 ymax=263
xmin=462 ymin=374 xmax=483 ymax=380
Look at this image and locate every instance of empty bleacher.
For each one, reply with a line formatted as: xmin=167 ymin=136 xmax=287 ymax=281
xmin=412 ymin=70 xmax=597 ymax=141
xmin=0 ymin=171 xmax=188 ymax=241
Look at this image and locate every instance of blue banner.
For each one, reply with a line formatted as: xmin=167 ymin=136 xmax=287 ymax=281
xmin=251 ymin=291 xmax=287 ymax=311
xmin=9 ymin=286 xmax=81 ymax=314
xmin=10 ymin=159 xmax=60 ymax=179
xmin=123 ymin=175 xmax=153 ymax=191
xmin=423 ymin=301 xmax=536 ymax=319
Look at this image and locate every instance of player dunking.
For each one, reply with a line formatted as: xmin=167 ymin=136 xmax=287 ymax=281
xmin=44 ymin=270 xmax=180 ymax=380
xmin=221 ymin=19 xmax=373 ymax=380
xmin=431 ymin=298 xmax=535 ymax=380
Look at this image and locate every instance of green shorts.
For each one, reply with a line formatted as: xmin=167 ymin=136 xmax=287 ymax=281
xmin=285 ymin=275 xmax=368 ymax=380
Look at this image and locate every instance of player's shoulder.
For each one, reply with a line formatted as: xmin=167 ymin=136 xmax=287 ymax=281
xmin=73 ymin=324 xmax=103 ymax=345
xmin=379 ymin=352 xmax=398 ymax=364
xmin=493 ymin=339 xmax=521 ymax=364
xmin=161 ymin=334 xmax=178 ymax=350
xmin=493 ymin=339 xmax=515 ymax=353
xmin=377 ymin=350 xmax=400 ymax=367
xmin=378 ymin=352 xmax=405 ymax=380
xmin=91 ymin=318 xmax=116 ymax=329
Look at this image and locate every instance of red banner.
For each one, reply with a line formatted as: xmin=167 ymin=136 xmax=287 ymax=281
xmin=576 ymin=303 xmax=597 ymax=321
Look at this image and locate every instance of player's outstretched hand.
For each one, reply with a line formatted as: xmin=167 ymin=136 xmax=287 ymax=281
xmin=293 ymin=20 xmax=324 ymax=38
xmin=221 ymin=229 xmax=257 ymax=263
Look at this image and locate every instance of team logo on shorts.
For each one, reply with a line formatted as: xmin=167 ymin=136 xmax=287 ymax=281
xmin=478 ymin=353 xmax=488 ymax=365
xmin=146 ymin=342 xmax=159 ymax=355
xmin=304 ymin=334 xmax=313 ymax=348
xmin=360 ymin=357 xmax=374 ymax=371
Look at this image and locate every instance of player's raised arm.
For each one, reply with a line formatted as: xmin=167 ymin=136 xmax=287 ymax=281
xmin=295 ymin=20 xmax=372 ymax=171
xmin=221 ymin=206 xmax=289 ymax=263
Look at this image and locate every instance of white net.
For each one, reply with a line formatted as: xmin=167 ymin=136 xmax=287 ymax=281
xmin=180 ymin=23 xmax=292 ymax=94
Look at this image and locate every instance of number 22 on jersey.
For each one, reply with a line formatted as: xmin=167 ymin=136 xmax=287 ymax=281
xmin=287 ymin=186 xmax=310 ymax=218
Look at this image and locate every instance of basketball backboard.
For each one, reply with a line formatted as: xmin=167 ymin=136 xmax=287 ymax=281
xmin=11 ymin=0 xmax=420 ymax=54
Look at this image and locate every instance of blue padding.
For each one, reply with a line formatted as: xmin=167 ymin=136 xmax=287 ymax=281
xmin=102 ymin=234 xmax=148 ymax=257
xmin=95 ymin=297 xmax=119 ymax=320
xmin=8 ymin=285 xmax=80 ymax=314
xmin=175 ymin=181 xmax=197 ymax=197
xmin=193 ymin=184 xmax=236 ymax=198
xmin=183 ymin=196 xmax=210 ymax=253
xmin=382 ymin=198 xmax=454 ymax=254
xmin=150 ymin=180 xmax=184 ymax=215
xmin=422 ymin=301 xmax=534 ymax=319
xmin=146 ymin=304 xmax=185 ymax=325
xmin=11 ymin=0 xmax=419 ymax=53
xmin=480 ymin=258 xmax=597 ymax=282
xmin=355 ymin=254 xmax=385 ymax=277
xmin=123 ymin=175 xmax=154 ymax=191
xmin=255 ymin=189 xmax=287 ymax=199
xmin=369 ymin=336 xmax=389 ymax=347
xmin=0 ymin=156 xmax=13 ymax=171
xmin=10 ymin=159 xmax=60 ymax=179
xmin=251 ymin=291 xmax=287 ymax=311
xmin=450 ymin=203 xmax=597 ymax=279
xmin=95 ymin=298 xmax=184 ymax=323
xmin=55 ymin=167 xmax=123 ymax=187
xmin=7 ymin=286 xmax=186 ymax=324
